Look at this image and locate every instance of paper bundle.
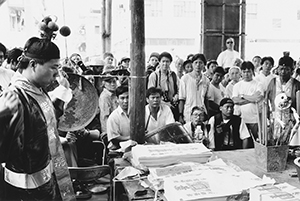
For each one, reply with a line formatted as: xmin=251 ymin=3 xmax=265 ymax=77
xmin=147 ymin=159 xmax=238 ymax=192
xmin=131 ymin=143 xmax=212 ymax=167
xmin=163 ymin=170 xmax=272 ymax=201
xmin=250 ymin=183 xmax=300 ymax=201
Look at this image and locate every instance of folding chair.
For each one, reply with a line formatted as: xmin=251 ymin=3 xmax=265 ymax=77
xmin=69 ymin=165 xmax=113 ymax=201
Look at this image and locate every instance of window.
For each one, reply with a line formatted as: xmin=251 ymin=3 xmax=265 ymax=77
xmin=9 ymin=7 xmax=24 ymax=31
xmin=95 ymin=26 xmax=100 ymax=34
xmin=145 ymin=0 xmax=163 ymax=17
xmin=174 ymin=0 xmax=196 ymax=17
xmin=247 ymin=3 xmax=257 ymax=19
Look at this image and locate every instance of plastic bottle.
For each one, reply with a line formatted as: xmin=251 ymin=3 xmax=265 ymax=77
xmin=194 ymin=125 xmax=203 ymax=142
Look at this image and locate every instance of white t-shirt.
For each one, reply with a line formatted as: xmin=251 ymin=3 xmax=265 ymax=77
xmin=206 ymin=83 xmax=225 ymax=105
xmin=232 ymin=79 xmax=263 ymax=123
xmin=217 ymin=49 xmax=240 ymax=68
xmin=254 ymin=72 xmax=276 ymax=93
xmin=145 ymin=103 xmax=175 ymax=133
xmin=107 ymin=106 xmax=130 ymax=142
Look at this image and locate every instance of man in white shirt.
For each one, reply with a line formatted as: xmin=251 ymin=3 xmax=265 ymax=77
xmin=254 ymin=56 xmax=276 ymax=94
xmin=252 ymin=55 xmax=262 ymax=75
xmin=206 ymin=66 xmax=226 ymax=118
xmin=179 ymin=54 xmax=210 ymax=123
xmin=175 ymin=58 xmax=184 ymax=79
xmin=99 ymin=75 xmax=118 ymax=133
xmin=232 ymin=61 xmax=263 ymax=148
xmin=217 ymin=38 xmax=240 ymax=68
xmin=106 ymin=85 xmax=130 ymax=149
xmin=145 ymin=87 xmax=175 ymax=134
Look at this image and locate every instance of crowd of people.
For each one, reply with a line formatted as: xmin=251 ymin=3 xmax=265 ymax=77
xmin=1 ymin=35 xmax=300 ymax=200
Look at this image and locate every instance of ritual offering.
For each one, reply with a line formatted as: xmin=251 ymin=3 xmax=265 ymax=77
xmin=255 ymin=93 xmax=300 ymax=172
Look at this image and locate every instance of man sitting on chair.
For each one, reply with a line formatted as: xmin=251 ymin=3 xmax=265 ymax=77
xmin=208 ymin=98 xmax=250 ymax=151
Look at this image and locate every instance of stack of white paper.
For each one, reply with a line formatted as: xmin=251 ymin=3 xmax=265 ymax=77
xmin=147 ymin=159 xmax=239 ymax=192
xmin=131 ymin=143 xmax=212 ymax=167
xmin=163 ymin=170 xmax=271 ymax=201
xmin=250 ymin=183 xmax=300 ymax=201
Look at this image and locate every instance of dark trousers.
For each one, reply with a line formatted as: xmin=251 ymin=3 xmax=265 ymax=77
xmin=246 ymin=123 xmax=258 ymax=148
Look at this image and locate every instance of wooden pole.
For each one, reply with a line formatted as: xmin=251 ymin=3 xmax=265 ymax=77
xmin=200 ymin=0 xmax=205 ymax=53
xmin=61 ymin=0 xmax=68 ymax=57
xmin=130 ymin=0 xmax=145 ymax=144
xmin=101 ymin=0 xmax=106 ymax=56
xmin=221 ymin=0 xmax=226 ymax=50
xmin=105 ymin=0 xmax=112 ymax=52
xmin=240 ymin=0 xmax=246 ymax=60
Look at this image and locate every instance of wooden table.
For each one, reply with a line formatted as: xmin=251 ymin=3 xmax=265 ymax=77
xmin=114 ymin=148 xmax=300 ymax=201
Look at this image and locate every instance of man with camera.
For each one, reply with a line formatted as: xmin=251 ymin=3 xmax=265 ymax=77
xmin=147 ymin=52 xmax=180 ymax=120
xmin=69 ymin=53 xmax=87 ymax=74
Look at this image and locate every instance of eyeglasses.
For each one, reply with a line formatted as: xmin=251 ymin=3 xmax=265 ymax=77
xmin=227 ymin=41 xmax=233 ymax=44
xmin=192 ymin=113 xmax=205 ymax=117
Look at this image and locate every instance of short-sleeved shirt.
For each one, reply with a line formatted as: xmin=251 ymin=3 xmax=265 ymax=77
xmin=206 ymin=83 xmax=225 ymax=105
xmin=254 ymin=73 xmax=276 ymax=93
xmin=145 ymin=103 xmax=175 ymax=133
xmin=106 ymin=106 xmax=130 ymax=142
xmin=208 ymin=116 xmax=250 ymax=149
xmin=225 ymin=80 xmax=237 ymax=98
xmin=179 ymin=73 xmax=210 ymax=122
xmin=99 ymin=88 xmax=118 ymax=132
xmin=147 ymin=69 xmax=179 ymax=101
xmin=232 ymin=79 xmax=263 ymax=123
xmin=216 ymin=49 xmax=239 ymax=68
